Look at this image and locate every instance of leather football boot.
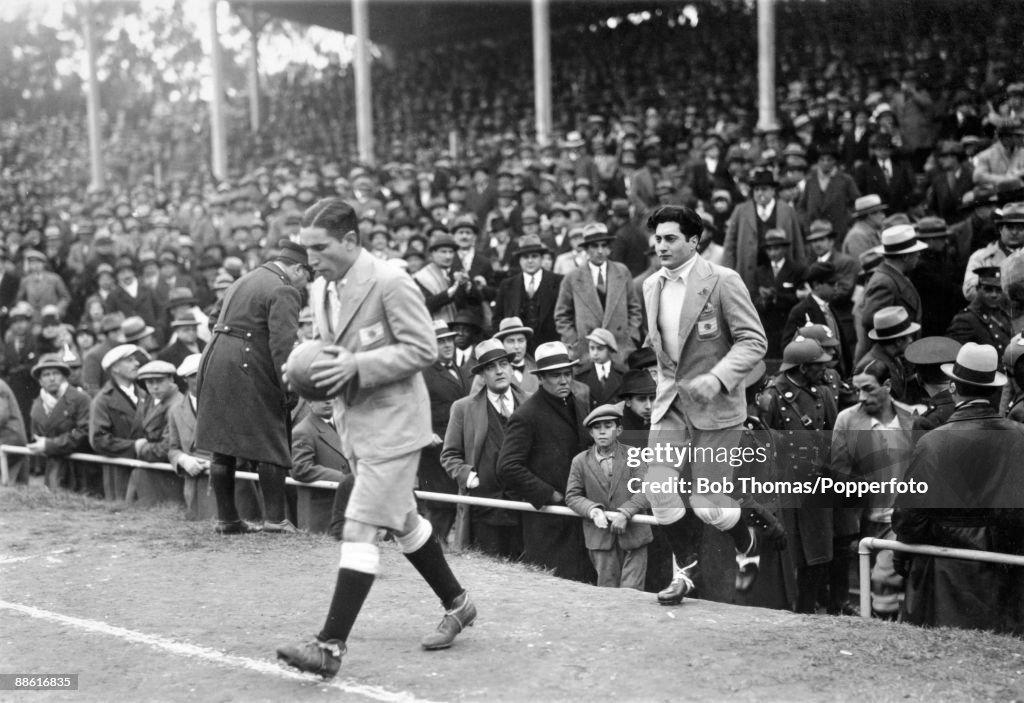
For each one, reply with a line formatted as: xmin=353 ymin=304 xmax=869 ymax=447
xmin=421 ymin=591 xmax=476 ymax=650
xmin=657 ymin=556 xmax=698 ymax=605
xmin=276 ymin=637 xmax=345 ymax=679
xmin=263 ymin=519 xmax=298 ymax=534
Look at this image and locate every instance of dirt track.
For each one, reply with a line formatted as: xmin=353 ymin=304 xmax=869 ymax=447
xmin=2 ymin=488 xmax=1023 ymax=702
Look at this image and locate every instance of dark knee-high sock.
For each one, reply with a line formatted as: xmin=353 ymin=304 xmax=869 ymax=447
xmin=318 ymin=542 xmax=378 ymax=643
xmin=210 ymin=459 xmax=239 ymax=523
xmin=399 ymin=517 xmax=463 ymax=608
xmin=256 ymin=462 xmax=288 ymax=522
xmin=659 ymin=513 xmax=702 ymax=565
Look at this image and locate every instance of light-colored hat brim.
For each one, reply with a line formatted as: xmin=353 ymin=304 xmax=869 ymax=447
xmin=940 ymin=362 xmax=1007 ymax=387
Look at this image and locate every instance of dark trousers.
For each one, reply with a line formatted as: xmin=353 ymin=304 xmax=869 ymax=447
xmin=328 ymin=474 xmax=356 ymax=540
xmin=210 ymin=453 xmax=289 ymax=523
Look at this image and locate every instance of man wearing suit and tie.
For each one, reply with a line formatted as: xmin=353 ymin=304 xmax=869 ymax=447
xmin=641 ymin=205 xmax=781 ymax=605
xmin=554 ymin=222 xmax=642 ymax=367
xmin=753 ymin=229 xmax=805 ymax=363
xmin=278 ymin=198 xmax=475 ymax=679
xmin=493 ymin=234 xmax=562 ymax=351
xmin=854 ymin=133 xmax=916 ymax=213
xmin=441 ymin=339 xmax=526 ymax=560
xmin=419 ymin=320 xmax=472 ymax=543
xmin=574 ymin=328 xmax=625 ymax=409
xmin=291 ymin=399 xmax=352 ymax=484
xmin=492 ymin=317 xmax=539 ymax=395
xmin=783 ymin=262 xmax=851 ymax=377
xmin=926 ymin=141 xmax=974 ymax=222
xmin=723 ymin=169 xmax=807 ymax=297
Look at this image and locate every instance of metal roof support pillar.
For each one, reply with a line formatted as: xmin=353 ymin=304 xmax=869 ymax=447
xmin=352 ymin=0 xmax=374 ymax=165
xmin=208 ymin=0 xmax=229 ymax=180
xmin=248 ymin=14 xmax=260 ymax=132
xmin=83 ymin=0 xmax=105 ymax=190
xmin=756 ymin=0 xmax=779 ymax=133
xmin=532 ymin=0 xmax=552 ymax=146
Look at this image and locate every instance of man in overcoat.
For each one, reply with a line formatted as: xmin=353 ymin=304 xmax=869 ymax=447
xmin=195 ymin=240 xmax=310 ymax=534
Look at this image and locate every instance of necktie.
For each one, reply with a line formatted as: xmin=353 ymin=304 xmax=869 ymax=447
xmin=500 ymin=395 xmax=512 ymax=419
xmin=822 ymin=304 xmax=840 ymax=340
xmin=596 ymin=268 xmax=605 ymax=295
xmin=882 ymin=161 xmax=891 ymax=181
xmin=526 ymin=274 xmax=536 ymax=298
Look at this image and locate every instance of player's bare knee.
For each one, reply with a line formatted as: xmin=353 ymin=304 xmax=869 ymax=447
xmin=342 ymin=519 xmax=379 ymax=544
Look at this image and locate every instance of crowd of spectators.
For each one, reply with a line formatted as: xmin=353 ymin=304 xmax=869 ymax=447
xmin=3 ymin=0 xmax=1024 ymax=633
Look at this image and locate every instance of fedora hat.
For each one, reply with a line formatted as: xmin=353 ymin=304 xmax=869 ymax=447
xmin=427 ymin=232 xmax=457 ymax=252
xmin=868 ymin=306 xmax=921 ymax=340
xmin=432 ymin=319 xmax=457 ymax=340
xmin=852 ymin=194 xmax=886 ymax=218
xmin=996 ymin=202 xmax=1024 ymax=223
xmin=805 ymin=219 xmax=835 ymax=242
xmin=165 ymin=286 xmax=198 ymax=310
xmin=905 ymin=336 xmax=962 ymax=366
xmin=515 ymin=234 xmax=549 ymax=257
xmin=177 ymin=353 xmax=202 ymax=378
xmin=880 ymin=224 xmax=927 ymax=255
xmin=804 ymin=261 xmax=839 ymax=285
xmin=470 ymin=338 xmax=516 ymax=374
xmin=561 ymin=131 xmax=585 ymax=149
xmin=619 ymin=369 xmax=656 ymax=397
xmin=213 ymin=271 xmax=235 ymax=291
xmin=8 ymin=301 xmax=34 ymax=320
xmin=31 ymin=353 xmax=71 ymax=381
xmin=493 ymin=316 xmax=533 ymax=339
xmin=137 ymin=360 xmax=177 ymax=381
xmin=749 ymin=170 xmax=778 ymax=189
xmin=585 ymin=327 xmax=618 ymax=353
xmin=915 ymin=217 xmax=949 ymax=239
xmin=762 ymin=229 xmax=791 ymax=248
xmin=583 ymin=403 xmax=623 ymax=428
xmin=942 ymin=342 xmax=1007 ymax=387
xmin=121 ymin=316 xmax=155 ymax=343
xmin=170 ymin=313 xmax=201 ymax=329
xmin=531 ymin=341 xmax=578 ymax=374
xmin=451 ymin=215 xmax=479 ymax=233
xmin=581 ymin=222 xmax=615 ymax=246
xmin=779 ymin=338 xmax=832 ymax=371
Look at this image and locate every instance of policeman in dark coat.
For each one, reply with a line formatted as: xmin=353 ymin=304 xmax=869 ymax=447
xmin=946 ymin=266 xmax=1013 ymax=360
xmin=906 ymin=336 xmax=962 ymax=433
xmin=761 ymin=338 xmax=838 ymax=613
xmin=796 ymin=324 xmax=857 ymax=409
xmin=195 ymin=241 xmax=310 ymax=534
xmin=497 ymin=341 xmax=593 ymax=583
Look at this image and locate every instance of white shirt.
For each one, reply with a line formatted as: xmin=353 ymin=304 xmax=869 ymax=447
xmin=771 ymin=259 xmax=785 ymax=277
xmin=487 ymin=389 xmax=514 ymax=417
xmin=594 ymin=361 xmax=611 ymax=382
xmin=817 ymin=251 xmax=833 ymax=264
xmin=455 ymin=347 xmax=471 ymax=367
xmin=756 ymin=199 xmax=776 ymax=222
xmin=121 ymin=279 xmax=139 ymax=299
xmin=589 ymin=261 xmax=607 ymax=289
xmin=118 ymin=382 xmax=138 ymax=406
xmin=879 ymin=159 xmax=892 ymax=179
xmin=523 ymin=271 xmax=540 ymax=293
xmin=458 ymin=248 xmax=474 ymax=272
xmin=657 ymin=255 xmax=700 ymax=361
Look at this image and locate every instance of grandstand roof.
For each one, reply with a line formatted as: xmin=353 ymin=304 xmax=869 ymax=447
xmin=236 ymin=0 xmax=676 ymax=50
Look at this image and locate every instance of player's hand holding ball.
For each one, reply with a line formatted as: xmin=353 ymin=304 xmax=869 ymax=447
xmin=285 ymin=340 xmax=355 ymax=400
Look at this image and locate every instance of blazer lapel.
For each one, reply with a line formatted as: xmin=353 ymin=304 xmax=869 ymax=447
xmin=334 ymin=255 xmax=377 ymax=342
xmin=468 ymin=391 xmax=489 ymax=467
xmin=578 ymin=269 xmax=604 ymax=318
xmin=645 ymin=276 xmax=663 ymax=349
xmin=313 ymin=414 xmax=345 ymax=459
xmin=676 ymin=259 xmax=718 ymax=353
xmin=602 ymin=266 xmax=626 ymax=325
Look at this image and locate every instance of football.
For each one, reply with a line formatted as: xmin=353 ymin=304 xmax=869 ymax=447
xmin=284 ymin=339 xmax=339 ymax=401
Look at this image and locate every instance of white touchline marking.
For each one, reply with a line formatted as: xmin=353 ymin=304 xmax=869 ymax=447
xmin=0 ymin=600 xmax=436 ymax=703
xmin=0 ymin=555 xmax=35 ymax=565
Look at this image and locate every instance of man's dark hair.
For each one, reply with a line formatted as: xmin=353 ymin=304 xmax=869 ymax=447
xmin=302 ymin=197 xmax=358 ymax=241
xmin=646 ymin=205 xmax=704 ymax=238
xmin=854 ymin=357 xmax=892 ymax=385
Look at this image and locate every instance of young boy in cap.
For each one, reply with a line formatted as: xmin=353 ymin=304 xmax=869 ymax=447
xmin=565 ymin=403 xmax=653 ymax=589
xmin=27 ymin=353 xmax=90 ymax=491
xmin=574 ymin=327 xmax=624 ymax=408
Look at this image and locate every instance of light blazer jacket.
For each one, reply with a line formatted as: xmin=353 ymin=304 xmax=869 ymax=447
xmin=643 ymin=256 xmax=767 ymax=428
xmin=308 ymin=249 xmax=436 ymax=461
xmin=565 ymin=443 xmax=653 ymax=551
xmin=554 ymin=260 xmax=642 ymax=366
